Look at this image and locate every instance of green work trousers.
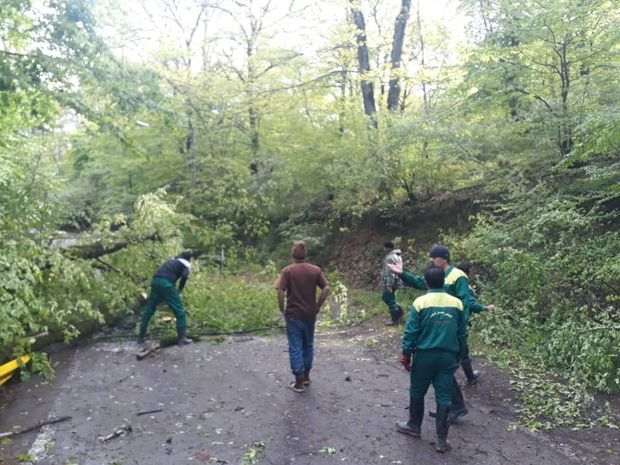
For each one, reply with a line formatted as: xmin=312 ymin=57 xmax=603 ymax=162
xmin=409 ymin=350 xmax=457 ymax=406
xmin=461 ymin=337 xmax=470 ymax=362
xmin=140 ymin=276 xmax=187 ymax=334
xmin=381 ymin=289 xmax=403 ymax=322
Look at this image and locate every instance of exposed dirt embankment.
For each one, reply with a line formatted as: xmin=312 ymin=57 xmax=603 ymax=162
xmin=327 ymin=187 xmax=488 ymax=288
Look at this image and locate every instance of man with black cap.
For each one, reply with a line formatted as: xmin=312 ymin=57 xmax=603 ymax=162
xmin=397 ymin=265 xmax=466 ymax=452
xmin=138 ymin=251 xmax=194 ymax=346
xmin=382 ymin=241 xmax=404 ymax=326
xmin=388 ymin=245 xmax=474 ymax=423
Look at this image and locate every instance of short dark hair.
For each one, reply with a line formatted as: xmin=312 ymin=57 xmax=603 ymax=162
xmin=292 ymin=240 xmax=306 ymax=259
xmin=177 ymin=251 xmax=193 ymax=260
xmin=384 ymin=241 xmax=395 ymax=249
xmin=424 ymin=265 xmax=445 ymax=289
xmin=456 ymin=261 xmax=472 ymax=275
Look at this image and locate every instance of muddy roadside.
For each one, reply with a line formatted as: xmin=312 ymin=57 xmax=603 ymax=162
xmin=0 ymin=322 xmax=618 ymax=465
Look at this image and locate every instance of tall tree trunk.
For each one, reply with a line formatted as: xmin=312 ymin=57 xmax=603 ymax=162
xmin=248 ymin=104 xmax=259 ymax=159
xmin=246 ymin=17 xmax=260 ymax=170
xmin=558 ymin=39 xmax=572 ymax=156
xmin=338 ymin=69 xmax=347 ymax=137
xmin=189 ymin=122 xmax=196 ymax=188
xmin=387 ymin=0 xmax=411 ymax=111
xmin=415 ymin=2 xmax=429 ymax=109
xmin=185 ymin=105 xmax=196 ymax=188
xmin=349 ymin=1 xmax=377 ymax=128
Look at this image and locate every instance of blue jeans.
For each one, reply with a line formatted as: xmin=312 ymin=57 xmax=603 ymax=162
xmin=285 ymin=318 xmax=316 ymax=376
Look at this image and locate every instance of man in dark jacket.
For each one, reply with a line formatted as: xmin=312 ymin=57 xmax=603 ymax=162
xmin=138 ymin=251 xmax=193 ymax=346
xmin=382 ymin=241 xmax=404 ymax=326
xmin=276 ymin=241 xmax=330 ymax=393
xmin=397 ymin=265 xmax=465 ymax=453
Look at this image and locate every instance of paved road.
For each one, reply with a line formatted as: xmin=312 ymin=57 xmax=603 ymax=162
xmin=0 ymin=333 xmax=607 ymax=465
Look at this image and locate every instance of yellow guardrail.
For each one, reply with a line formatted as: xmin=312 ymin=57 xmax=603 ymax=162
xmin=0 ymin=355 xmax=31 ymax=386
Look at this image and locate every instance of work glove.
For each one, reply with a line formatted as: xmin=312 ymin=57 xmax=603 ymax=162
xmin=400 ymin=353 xmax=411 ymax=372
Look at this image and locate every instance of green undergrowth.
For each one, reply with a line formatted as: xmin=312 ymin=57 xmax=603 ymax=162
xmin=439 ymin=185 xmax=620 ymax=430
xmin=318 ymin=269 xmax=423 ymax=328
xmin=143 ymin=266 xmax=281 ymax=336
xmin=140 ymin=267 xmax=388 ymax=337
xmin=141 ymin=268 xmax=389 ymax=336
xmin=317 ymin=274 xmax=385 ymax=328
xmin=470 ymin=334 xmax=619 ymax=431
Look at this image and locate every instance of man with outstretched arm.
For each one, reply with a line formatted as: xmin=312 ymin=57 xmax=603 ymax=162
xmin=276 ymin=241 xmax=330 ymax=393
xmin=397 ymin=265 xmax=466 ymax=453
xmin=389 ymin=245 xmax=475 ymax=423
xmin=138 ymin=251 xmax=194 ymax=346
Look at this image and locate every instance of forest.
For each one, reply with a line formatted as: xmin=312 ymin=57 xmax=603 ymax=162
xmin=1 ymin=0 xmax=619 ymax=430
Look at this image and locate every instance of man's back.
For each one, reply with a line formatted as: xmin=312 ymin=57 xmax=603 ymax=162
xmin=154 ymin=257 xmax=190 ymax=283
xmin=410 ymin=291 xmax=464 ymax=353
xmin=277 ymin=262 xmax=328 ymax=321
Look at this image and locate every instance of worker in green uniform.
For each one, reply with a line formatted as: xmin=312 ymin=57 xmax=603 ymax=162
xmin=138 ymin=251 xmax=194 ymax=346
xmin=456 ymin=261 xmax=495 ymax=384
xmin=396 ymin=265 xmax=466 ymax=453
xmin=388 ymin=245 xmax=474 ymax=423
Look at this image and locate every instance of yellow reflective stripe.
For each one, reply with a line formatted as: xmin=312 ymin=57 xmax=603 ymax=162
xmin=413 ymin=292 xmax=463 ymax=312
xmin=445 ymin=267 xmax=467 ymax=285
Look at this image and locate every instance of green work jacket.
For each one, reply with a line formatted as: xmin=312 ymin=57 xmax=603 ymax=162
xmin=401 ymin=266 xmax=475 ymax=318
xmin=402 ymin=290 xmax=466 ymax=356
xmin=467 ymin=285 xmax=485 ymax=315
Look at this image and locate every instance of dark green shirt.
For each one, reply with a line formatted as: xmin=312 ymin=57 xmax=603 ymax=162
xmin=401 ymin=266 xmax=475 ymax=319
xmin=467 ymin=285 xmax=485 ymax=315
xmin=402 ymin=290 xmax=466 ymax=355
xmin=444 ymin=266 xmax=476 ymax=320
xmin=400 ymin=270 xmax=426 ymax=290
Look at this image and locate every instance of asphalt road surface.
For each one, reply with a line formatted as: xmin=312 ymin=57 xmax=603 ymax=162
xmin=0 ymin=332 xmax=616 ymax=465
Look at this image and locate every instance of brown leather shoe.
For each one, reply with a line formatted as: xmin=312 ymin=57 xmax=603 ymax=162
xmin=289 ymin=375 xmax=305 ymax=393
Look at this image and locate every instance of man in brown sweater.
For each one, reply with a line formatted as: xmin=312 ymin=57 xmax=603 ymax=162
xmin=276 ymin=241 xmax=330 ymax=392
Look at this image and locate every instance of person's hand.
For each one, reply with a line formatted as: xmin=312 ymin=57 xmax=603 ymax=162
xmin=137 ymin=291 xmax=148 ymax=304
xmin=400 ymin=354 xmax=411 ymax=371
xmin=484 ymin=304 xmax=495 ymax=311
xmin=387 ymin=263 xmax=403 ymax=275
xmin=386 ymin=287 xmax=393 ymax=294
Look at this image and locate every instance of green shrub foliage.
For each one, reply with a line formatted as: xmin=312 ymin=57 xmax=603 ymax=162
xmin=457 ymin=186 xmax=620 ymax=394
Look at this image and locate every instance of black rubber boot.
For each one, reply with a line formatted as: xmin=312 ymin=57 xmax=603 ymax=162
xmin=461 ymin=359 xmax=480 ymax=385
xmin=429 ymin=377 xmax=469 ymax=423
xmin=448 ymin=379 xmax=468 ymax=422
xmin=137 ymin=328 xmax=147 ymax=345
xmin=386 ymin=304 xmax=404 ymax=326
xmin=303 ymin=370 xmax=311 ymax=385
xmin=177 ymin=327 xmax=193 ymax=346
xmin=394 ymin=304 xmax=404 ymax=322
xmin=435 ymin=405 xmax=451 ymax=453
xmin=397 ymin=397 xmax=424 ymax=438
